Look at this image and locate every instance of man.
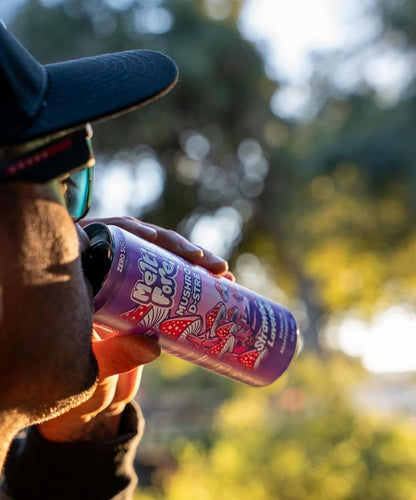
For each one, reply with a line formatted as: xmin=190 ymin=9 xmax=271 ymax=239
xmin=0 ymin=22 xmax=229 ymax=499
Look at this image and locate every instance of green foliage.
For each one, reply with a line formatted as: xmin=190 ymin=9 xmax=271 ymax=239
xmin=140 ymin=355 xmax=416 ymax=500
xmin=280 ymin=162 xmax=416 ymax=314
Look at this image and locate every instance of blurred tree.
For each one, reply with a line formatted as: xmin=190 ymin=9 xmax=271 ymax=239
xmin=137 ymin=355 xmax=416 ymax=500
xmin=245 ymin=0 xmax=416 ymax=352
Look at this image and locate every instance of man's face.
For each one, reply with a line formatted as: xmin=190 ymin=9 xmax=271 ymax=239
xmin=0 ymin=181 xmax=98 ymax=423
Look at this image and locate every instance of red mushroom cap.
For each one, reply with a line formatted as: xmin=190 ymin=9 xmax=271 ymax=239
xmin=207 ymin=333 xmax=235 ymax=358
xmin=238 ymin=349 xmax=260 ymax=370
xmin=206 ymin=302 xmax=226 ymax=336
xmin=160 ymin=316 xmax=202 ymax=340
xmin=215 ymin=321 xmax=238 ymax=339
xmin=119 ymin=303 xmax=153 ymax=323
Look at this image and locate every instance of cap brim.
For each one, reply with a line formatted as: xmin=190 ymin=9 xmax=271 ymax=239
xmin=19 ymin=49 xmax=178 ymax=143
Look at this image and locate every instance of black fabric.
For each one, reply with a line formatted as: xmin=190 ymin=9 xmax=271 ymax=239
xmin=2 ymin=402 xmax=143 ymax=500
xmin=21 ymin=50 xmax=178 ymax=143
xmin=0 ymin=22 xmax=47 ymax=144
xmin=0 ymin=127 xmax=93 ymax=183
xmin=0 ymin=22 xmax=178 ymax=148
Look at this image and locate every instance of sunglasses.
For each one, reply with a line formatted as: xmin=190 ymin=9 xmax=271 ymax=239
xmin=0 ymin=124 xmax=95 ymax=222
xmin=53 ymin=166 xmax=94 ymax=222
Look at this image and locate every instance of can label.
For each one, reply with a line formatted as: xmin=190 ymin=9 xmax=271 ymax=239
xmin=91 ymin=224 xmax=299 ymax=386
xmin=132 ymin=244 xmax=179 ymax=309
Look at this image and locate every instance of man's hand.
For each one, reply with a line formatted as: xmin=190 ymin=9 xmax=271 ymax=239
xmin=79 ymin=216 xmax=232 ymax=277
xmin=38 ymin=217 xmax=232 ymax=443
xmin=37 ymin=329 xmax=159 ymax=442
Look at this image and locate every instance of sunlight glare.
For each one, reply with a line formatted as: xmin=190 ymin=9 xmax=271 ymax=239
xmin=189 ymin=207 xmax=242 ymax=258
xmin=240 ymin=0 xmax=347 ymax=83
xmin=329 ymin=306 xmax=416 ymax=374
xmin=95 ymin=163 xmax=132 ymax=215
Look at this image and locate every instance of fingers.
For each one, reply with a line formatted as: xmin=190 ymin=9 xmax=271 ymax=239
xmin=105 ymin=367 xmax=143 ymax=416
xmin=36 ymin=335 xmax=158 ymax=442
xmin=192 ymin=245 xmax=229 ymax=275
xmin=92 ymin=333 xmax=160 ymax=379
xmin=90 ymin=338 xmax=149 ymax=419
xmin=146 ymin=225 xmax=229 ymax=275
xmin=80 ymin=216 xmax=229 ymax=276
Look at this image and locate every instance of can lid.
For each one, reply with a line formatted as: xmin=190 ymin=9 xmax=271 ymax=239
xmin=82 ymin=223 xmax=113 ymax=296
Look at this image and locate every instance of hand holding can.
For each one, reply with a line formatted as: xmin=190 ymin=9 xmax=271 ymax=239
xmin=82 ymin=223 xmax=299 ymax=386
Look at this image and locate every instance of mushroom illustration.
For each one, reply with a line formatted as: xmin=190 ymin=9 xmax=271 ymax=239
xmin=227 ymin=306 xmax=239 ymax=321
xmin=119 ymin=303 xmax=153 ymax=323
xmin=139 ymin=305 xmax=169 ymax=329
xmin=215 ymin=321 xmax=238 ymax=339
xmin=207 ymin=333 xmax=236 ymax=359
xmin=238 ymin=348 xmax=264 ymax=370
xmin=160 ymin=316 xmax=202 ymax=341
xmin=205 ymin=302 xmax=226 ymax=338
xmin=215 ymin=280 xmax=229 ymax=302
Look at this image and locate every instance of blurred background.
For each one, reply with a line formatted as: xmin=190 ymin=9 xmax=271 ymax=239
xmin=3 ymin=0 xmax=416 ymax=498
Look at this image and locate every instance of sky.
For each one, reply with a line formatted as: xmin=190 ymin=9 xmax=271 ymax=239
xmin=239 ymin=0 xmax=366 ymax=118
xmin=239 ymin=0 xmax=414 ymax=118
xmin=240 ymin=0 xmax=358 ymax=83
xmin=323 ymin=306 xmax=416 ymax=374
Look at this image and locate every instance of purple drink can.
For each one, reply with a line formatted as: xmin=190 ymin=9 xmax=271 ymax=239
xmin=83 ymin=223 xmax=299 ymax=386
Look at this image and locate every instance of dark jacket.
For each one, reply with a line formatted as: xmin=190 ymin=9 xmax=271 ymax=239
xmin=1 ymin=402 xmax=142 ymax=500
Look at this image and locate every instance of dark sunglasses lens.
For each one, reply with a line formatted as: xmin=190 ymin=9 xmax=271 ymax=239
xmin=65 ymin=167 xmax=93 ymax=221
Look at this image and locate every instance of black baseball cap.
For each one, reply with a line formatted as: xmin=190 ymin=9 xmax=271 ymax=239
xmin=0 ymin=20 xmax=178 ymax=149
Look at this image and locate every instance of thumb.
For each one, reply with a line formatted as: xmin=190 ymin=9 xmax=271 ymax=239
xmin=92 ymin=334 xmax=160 ymax=378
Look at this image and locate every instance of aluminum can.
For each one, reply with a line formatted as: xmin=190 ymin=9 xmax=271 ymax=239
xmin=82 ymin=223 xmax=299 ymax=386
